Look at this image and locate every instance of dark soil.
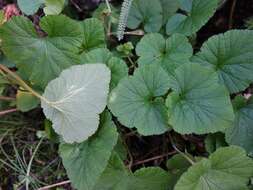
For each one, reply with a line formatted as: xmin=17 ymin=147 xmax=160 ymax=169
xmin=197 ymin=0 xmax=253 ymax=47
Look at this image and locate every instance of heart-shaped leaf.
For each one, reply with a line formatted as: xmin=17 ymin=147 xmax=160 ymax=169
xmin=0 ymin=15 xmax=83 ymax=88
xmin=175 ymin=146 xmax=253 ymax=190
xmin=160 ymin=0 xmax=179 ymax=24
xmin=108 ymin=64 xmax=171 ymax=135
xmin=80 ymin=18 xmax=105 ymax=52
xmin=127 ymin=0 xmax=163 ymax=32
xmin=193 ymin=30 xmax=253 ymax=93
xmin=17 ymin=0 xmax=44 ymax=15
xmin=136 ymin=33 xmax=193 ymax=74
xmin=166 ymin=0 xmax=218 ymax=36
xmin=59 ymin=111 xmax=118 ymax=190
xmin=43 ymin=0 xmax=65 ymax=15
xmin=41 ymin=64 xmax=111 ymax=143
xmin=166 ymin=63 xmax=234 ymax=134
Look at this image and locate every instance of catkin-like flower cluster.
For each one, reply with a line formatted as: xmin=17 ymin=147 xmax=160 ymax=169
xmin=117 ymin=0 xmax=133 ymax=41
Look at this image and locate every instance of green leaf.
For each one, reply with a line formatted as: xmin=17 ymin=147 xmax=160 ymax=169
xmin=59 ymin=111 xmax=118 ymax=190
xmin=81 ymin=48 xmax=128 ymax=89
xmin=160 ymin=0 xmax=179 ymax=24
xmin=225 ymin=96 xmax=253 ymax=156
xmin=127 ymin=0 xmax=163 ymax=32
xmin=108 ymin=64 xmax=171 ymax=135
xmin=175 ymin=146 xmax=253 ymax=190
xmin=114 ymin=138 xmax=128 ymax=161
xmin=0 ymin=52 xmax=15 ymax=67
xmin=193 ymin=30 xmax=253 ymax=93
xmin=80 ymin=18 xmax=105 ymax=51
xmin=16 ymin=90 xmax=40 ymax=112
xmin=205 ymin=133 xmax=227 ymax=154
xmin=95 ymin=153 xmax=172 ymax=190
xmin=17 ymin=0 xmax=45 ymax=15
xmin=0 ymin=15 xmax=83 ymax=88
xmin=166 ymin=63 xmax=234 ymax=134
xmin=136 ymin=33 xmax=193 ymax=74
xmin=133 ymin=167 xmax=173 ymax=190
xmin=44 ymin=0 xmax=65 ymax=15
xmin=41 ymin=64 xmax=111 ymax=143
xmin=166 ymin=0 xmax=218 ymax=35
xmin=178 ymin=0 xmax=192 ymax=12
xmin=166 ymin=154 xmax=192 ymax=188
xmin=93 ymin=152 xmax=130 ymax=190
xmin=116 ymin=42 xmax=134 ymax=57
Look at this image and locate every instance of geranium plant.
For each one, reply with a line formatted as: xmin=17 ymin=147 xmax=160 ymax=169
xmin=0 ymin=0 xmax=253 ymax=189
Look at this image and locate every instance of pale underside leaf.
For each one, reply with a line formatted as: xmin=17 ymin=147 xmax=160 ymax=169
xmin=41 ymin=64 xmax=111 ymax=143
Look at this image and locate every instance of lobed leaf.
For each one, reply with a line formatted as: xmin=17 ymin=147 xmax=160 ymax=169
xmin=166 ymin=63 xmax=234 ymax=134
xmin=0 ymin=15 xmax=83 ymax=88
xmin=166 ymin=0 xmax=218 ymax=36
xmin=193 ymin=30 xmax=253 ymax=93
xmin=127 ymin=0 xmax=163 ymax=32
xmin=175 ymin=146 xmax=253 ymax=190
xmin=136 ymin=33 xmax=193 ymax=74
xmin=108 ymin=64 xmax=171 ymax=135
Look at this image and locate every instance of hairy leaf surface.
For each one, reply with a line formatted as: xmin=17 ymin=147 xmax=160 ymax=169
xmin=41 ymin=64 xmax=111 ymax=143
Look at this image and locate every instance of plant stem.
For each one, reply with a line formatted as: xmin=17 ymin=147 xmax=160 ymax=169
xmin=38 ymin=180 xmax=71 ymax=190
xmin=229 ymin=0 xmax=237 ymax=29
xmin=0 ymin=96 xmax=15 ymax=101
xmin=105 ymin=0 xmax=112 ymax=13
xmin=0 ymin=108 xmax=18 ymax=116
xmin=130 ymin=150 xmax=177 ymax=167
xmin=127 ymin=56 xmax=136 ymax=68
xmin=169 ymin=134 xmax=195 ymax=165
xmin=0 ymin=64 xmax=50 ymax=104
xmin=26 ymin=138 xmax=44 ymax=190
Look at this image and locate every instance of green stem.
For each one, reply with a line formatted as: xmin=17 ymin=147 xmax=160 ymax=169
xmin=26 ymin=137 xmax=44 ymax=190
xmin=0 ymin=64 xmax=50 ymax=104
xmin=127 ymin=56 xmax=136 ymax=68
xmin=105 ymin=0 xmax=112 ymax=13
xmin=169 ymin=134 xmax=195 ymax=165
